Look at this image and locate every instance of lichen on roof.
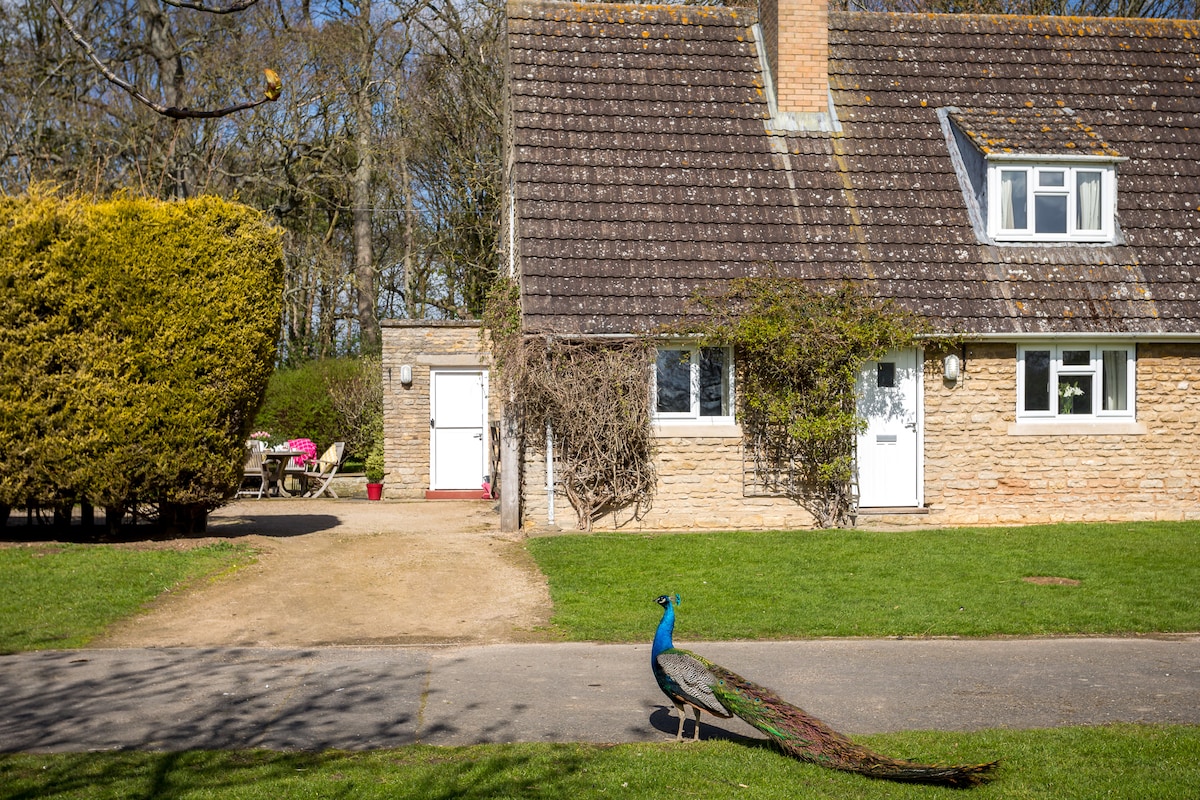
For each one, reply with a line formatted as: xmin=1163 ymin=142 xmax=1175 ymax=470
xmin=949 ymin=106 xmax=1121 ymax=158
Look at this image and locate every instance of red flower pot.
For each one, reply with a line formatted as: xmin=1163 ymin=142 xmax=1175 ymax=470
xmin=366 ymin=483 xmax=383 ymax=501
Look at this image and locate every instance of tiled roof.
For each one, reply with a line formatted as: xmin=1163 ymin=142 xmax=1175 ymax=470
xmin=507 ymin=2 xmax=1200 ymax=335
xmin=947 ymin=107 xmax=1121 ymax=158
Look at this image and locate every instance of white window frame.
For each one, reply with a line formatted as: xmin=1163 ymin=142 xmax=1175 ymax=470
xmin=652 ymin=345 xmax=735 ymax=425
xmin=1016 ymin=343 xmax=1135 ymax=422
xmin=987 ymin=159 xmax=1117 ymax=243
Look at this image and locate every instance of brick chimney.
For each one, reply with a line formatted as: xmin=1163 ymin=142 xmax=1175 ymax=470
xmin=758 ymin=0 xmax=833 ymax=129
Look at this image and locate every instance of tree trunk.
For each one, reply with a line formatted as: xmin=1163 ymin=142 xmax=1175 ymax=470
xmin=353 ymin=123 xmax=379 ymax=350
xmin=136 ymin=0 xmax=190 ymax=197
xmin=352 ymin=9 xmax=380 ymax=353
xmin=399 ymin=136 xmax=418 ymax=318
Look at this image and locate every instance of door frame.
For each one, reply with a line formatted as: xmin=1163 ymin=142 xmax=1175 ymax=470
xmin=429 ymin=367 xmax=489 ymax=491
xmin=855 ymin=348 xmax=924 ymax=508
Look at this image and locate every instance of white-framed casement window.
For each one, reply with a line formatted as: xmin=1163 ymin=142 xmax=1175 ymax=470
xmin=1017 ymin=343 xmax=1135 ymax=421
xmin=654 ymin=345 xmax=734 ymax=423
xmin=987 ymin=161 xmax=1116 ymax=243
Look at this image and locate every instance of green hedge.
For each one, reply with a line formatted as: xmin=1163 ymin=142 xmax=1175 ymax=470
xmin=0 ymin=189 xmax=283 ymax=532
xmin=252 ymin=357 xmax=382 ymax=463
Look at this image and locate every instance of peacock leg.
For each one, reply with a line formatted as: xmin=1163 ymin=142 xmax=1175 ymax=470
xmin=673 ymin=702 xmax=687 ymax=741
xmin=691 ymin=707 xmax=702 ymax=741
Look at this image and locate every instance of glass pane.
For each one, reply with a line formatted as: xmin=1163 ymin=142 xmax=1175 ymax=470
xmin=1058 ymin=375 xmax=1093 ymax=415
xmin=1062 ymin=349 xmax=1090 ymax=366
xmin=1024 ymin=350 xmax=1051 ymax=411
xmin=656 ymin=349 xmax=691 ymax=414
xmin=1035 ymin=194 xmax=1068 ymax=234
xmin=698 ymin=348 xmax=728 ymax=417
xmin=1000 ymin=170 xmax=1027 ymax=230
xmin=1077 ymin=171 xmax=1103 ymax=231
xmin=877 ymin=362 xmax=896 ymax=388
xmin=1038 ymin=170 xmax=1065 ymax=187
xmin=1102 ymin=350 xmax=1128 ymax=411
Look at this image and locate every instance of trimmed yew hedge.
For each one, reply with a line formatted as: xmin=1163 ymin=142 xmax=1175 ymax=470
xmin=0 ymin=189 xmax=283 ymax=534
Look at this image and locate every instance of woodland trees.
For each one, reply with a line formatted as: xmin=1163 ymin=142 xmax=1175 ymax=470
xmin=0 ymin=0 xmax=503 ymax=360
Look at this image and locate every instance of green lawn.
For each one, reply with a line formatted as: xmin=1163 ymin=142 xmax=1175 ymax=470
xmin=527 ymin=521 xmax=1200 ymax=641
xmin=0 ymin=541 xmax=254 ymax=654
xmin=1 ymin=725 xmax=1196 ymax=799
xmin=1 ymin=522 xmax=1196 ymax=797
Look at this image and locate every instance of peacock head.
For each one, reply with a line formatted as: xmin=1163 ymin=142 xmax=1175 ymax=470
xmin=655 ymin=594 xmax=681 ymax=609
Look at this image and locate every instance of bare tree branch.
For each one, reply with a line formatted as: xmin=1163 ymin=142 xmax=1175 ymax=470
xmin=159 ymin=0 xmax=262 ymax=13
xmin=47 ymin=0 xmax=279 ymax=120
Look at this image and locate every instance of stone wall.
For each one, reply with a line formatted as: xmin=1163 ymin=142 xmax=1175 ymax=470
xmin=380 ymin=321 xmax=494 ymax=499
xmin=522 ymin=426 xmax=815 ymax=532
xmin=922 ymin=342 xmax=1200 ymax=525
xmin=384 ymin=325 xmax=1200 ymax=526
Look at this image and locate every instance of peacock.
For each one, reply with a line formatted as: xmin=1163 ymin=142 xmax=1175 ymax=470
xmin=650 ymin=594 xmax=998 ymax=788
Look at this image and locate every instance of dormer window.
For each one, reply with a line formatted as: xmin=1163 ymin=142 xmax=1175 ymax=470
xmin=988 ymin=161 xmax=1116 ymax=243
xmin=940 ymin=106 xmax=1125 ymax=246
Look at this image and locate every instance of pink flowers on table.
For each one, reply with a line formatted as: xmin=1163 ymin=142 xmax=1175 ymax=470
xmin=287 ymin=438 xmax=318 ymax=466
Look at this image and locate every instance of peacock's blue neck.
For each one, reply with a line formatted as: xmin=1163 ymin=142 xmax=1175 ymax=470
xmin=652 ymin=600 xmax=675 ymax=658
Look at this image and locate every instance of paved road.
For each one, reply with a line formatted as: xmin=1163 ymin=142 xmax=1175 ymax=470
xmin=2 ymin=637 xmax=1197 ymax=752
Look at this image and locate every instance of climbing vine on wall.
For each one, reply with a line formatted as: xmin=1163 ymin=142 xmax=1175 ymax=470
xmin=690 ymin=278 xmax=934 ymax=528
xmin=484 ymin=278 xmax=656 ymax=530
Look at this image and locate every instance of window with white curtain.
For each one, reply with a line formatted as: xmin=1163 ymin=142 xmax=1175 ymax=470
xmin=1017 ymin=343 xmax=1135 ymax=421
xmin=989 ymin=162 xmax=1116 ymax=243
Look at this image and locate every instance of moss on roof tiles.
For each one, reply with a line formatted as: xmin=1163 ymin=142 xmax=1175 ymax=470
xmin=949 ymin=107 xmax=1121 ymax=157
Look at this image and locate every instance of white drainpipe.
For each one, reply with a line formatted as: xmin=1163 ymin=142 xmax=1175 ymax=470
xmin=546 ymin=422 xmax=555 ymax=526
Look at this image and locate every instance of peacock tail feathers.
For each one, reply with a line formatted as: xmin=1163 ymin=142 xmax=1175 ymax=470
xmin=703 ymin=658 xmax=997 ymax=788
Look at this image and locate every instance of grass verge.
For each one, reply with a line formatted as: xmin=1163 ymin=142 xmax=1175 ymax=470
xmin=0 ymin=725 xmax=1195 ymax=799
xmin=0 ymin=541 xmax=254 ymax=654
xmin=527 ymin=521 xmax=1200 ymax=640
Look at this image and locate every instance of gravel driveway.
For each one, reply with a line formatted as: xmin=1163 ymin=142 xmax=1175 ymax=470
xmin=94 ymin=499 xmax=553 ymax=648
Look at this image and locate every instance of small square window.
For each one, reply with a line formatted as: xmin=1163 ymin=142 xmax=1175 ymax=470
xmin=1039 ymin=170 xmax=1065 ymax=188
xmin=1062 ymin=350 xmax=1090 ymax=366
xmin=1057 ymin=375 xmax=1092 ymax=415
xmin=1034 ymin=195 xmax=1067 ymax=234
xmin=877 ymin=362 xmax=896 ymax=388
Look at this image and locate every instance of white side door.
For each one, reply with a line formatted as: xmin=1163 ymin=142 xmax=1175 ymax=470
xmin=855 ymin=349 xmax=922 ymax=508
xmin=430 ymin=369 xmax=488 ymax=490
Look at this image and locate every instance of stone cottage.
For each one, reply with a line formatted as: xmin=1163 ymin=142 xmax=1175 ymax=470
xmin=383 ymin=0 xmax=1200 ymax=531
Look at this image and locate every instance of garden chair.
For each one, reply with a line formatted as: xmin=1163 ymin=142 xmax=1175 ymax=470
xmin=302 ymin=442 xmax=346 ymax=498
xmin=236 ymin=446 xmax=267 ymax=498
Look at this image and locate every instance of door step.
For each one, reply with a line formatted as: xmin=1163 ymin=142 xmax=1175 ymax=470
xmin=425 ymin=490 xmax=490 ymax=500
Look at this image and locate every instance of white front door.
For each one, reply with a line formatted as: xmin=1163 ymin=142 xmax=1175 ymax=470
xmin=855 ymin=349 xmax=922 ymax=508
xmin=430 ymin=369 xmax=488 ymax=490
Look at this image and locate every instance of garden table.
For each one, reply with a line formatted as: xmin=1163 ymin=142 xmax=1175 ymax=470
xmin=259 ymin=450 xmax=304 ymax=497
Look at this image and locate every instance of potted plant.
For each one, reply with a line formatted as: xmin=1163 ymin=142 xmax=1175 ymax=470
xmin=364 ymin=445 xmax=385 ymax=501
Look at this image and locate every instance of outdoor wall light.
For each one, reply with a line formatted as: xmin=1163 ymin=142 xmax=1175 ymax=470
xmin=399 ymin=364 xmax=413 ymax=386
xmin=943 ymin=353 xmax=961 ymax=383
